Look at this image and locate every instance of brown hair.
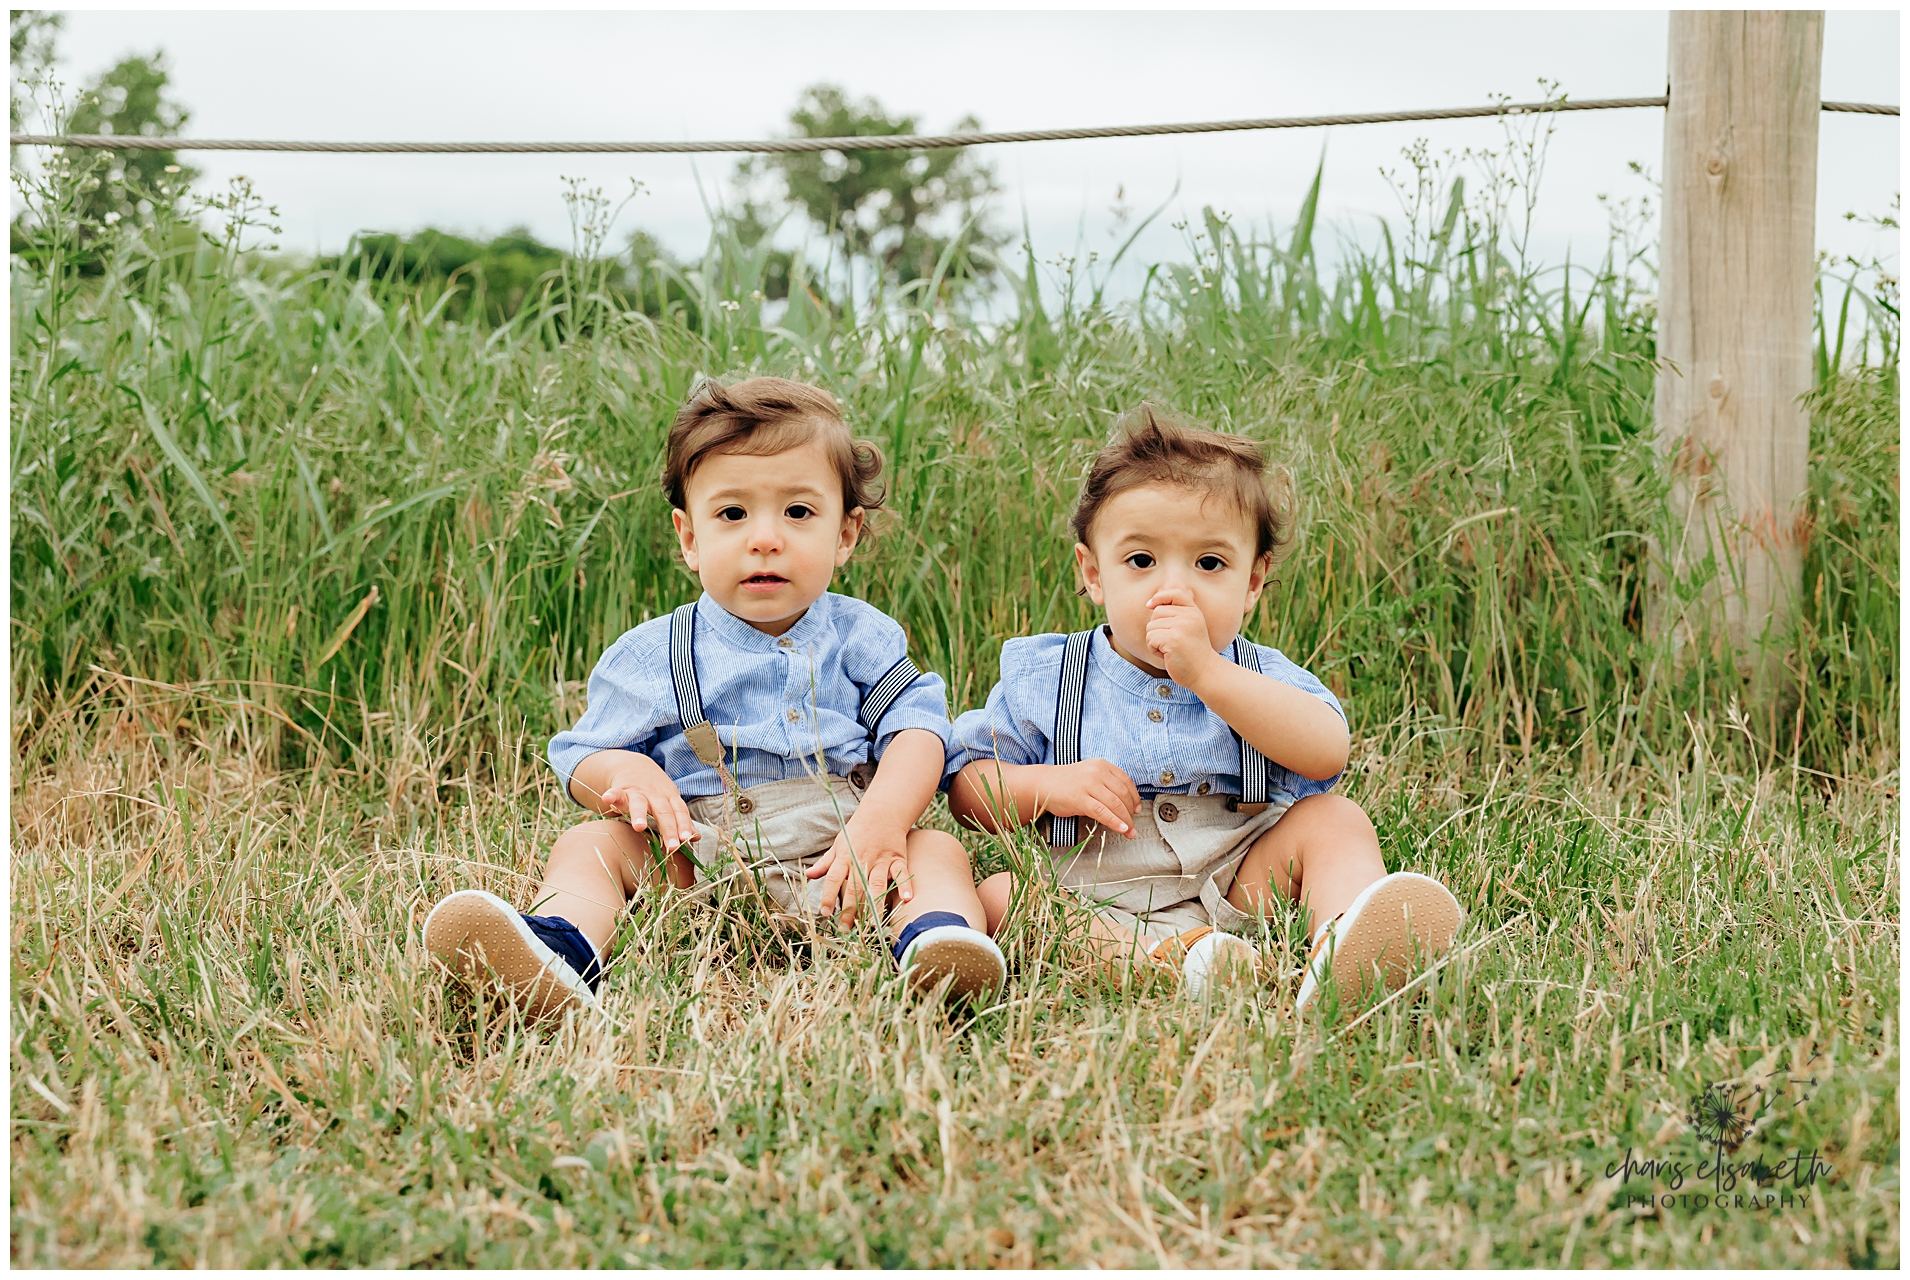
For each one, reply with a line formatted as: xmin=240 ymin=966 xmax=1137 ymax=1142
xmin=661 ymin=376 xmax=885 ymax=516
xmin=1070 ymin=404 xmax=1295 ymax=564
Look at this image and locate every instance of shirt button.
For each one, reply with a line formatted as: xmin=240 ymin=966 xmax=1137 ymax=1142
xmin=1197 ymin=781 xmax=1211 ymax=796
xmin=1157 ymin=684 xmax=1172 ymax=698
xmin=786 ymin=709 xmax=801 ymax=723
xmin=1147 ymin=709 xmax=1163 ymax=723
xmin=1159 ymin=770 xmax=1175 ymax=787
xmin=777 ymin=637 xmax=793 ymax=648
xmin=1157 ymin=801 xmax=1180 ymax=823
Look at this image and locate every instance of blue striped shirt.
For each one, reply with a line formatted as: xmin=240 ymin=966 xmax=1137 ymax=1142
xmin=945 ymin=627 xmax=1344 ymax=802
xmin=549 ymin=592 xmax=950 ymax=804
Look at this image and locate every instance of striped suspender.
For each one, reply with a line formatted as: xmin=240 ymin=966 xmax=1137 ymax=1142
xmin=857 ymin=653 xmax=922 ymax=765
xmin=669 ymin=603 xmax=725 ymax=768
xmin=1045 ymin=632 xmax=1271 ymax=847
xmin=1232 ymin=642 xmax=1271 ymax=815
xmin=668 ymin=600 xmax=922 ymax=776
xmin=1044 ymin=630 xmax=1096 ymax=849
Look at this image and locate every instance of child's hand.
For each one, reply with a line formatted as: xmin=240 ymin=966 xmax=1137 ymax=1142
xmin=1145 ymin=586 xmax=1222 ymax=688
xmin=600 ymin=755 xmax=698 ymax=852
xmin=809 ymin=815 xmax=911 ymax=928
xmin=1039 ymin=760 xmax=1143 ymax=837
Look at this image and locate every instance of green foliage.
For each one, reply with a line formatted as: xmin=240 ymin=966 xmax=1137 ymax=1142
xmin=9 ymin=146 xmax=1897 ymax=785
xmin=741 ymin=84 xmax=1004 ymax=286
xmin=328 ymin=223 xmax=709 ymax=329
xmin=62 ymin=50 xmax=200 ymax=223
xmin=8 ymin=8 xmax=61 ymax=132
xmin=9 ymin=20 xmax=199 ymax=264
xmin=719 ymin=203 xmax=795 ymax=302
xmin=336 ymin=226 xmax=569 ymax=327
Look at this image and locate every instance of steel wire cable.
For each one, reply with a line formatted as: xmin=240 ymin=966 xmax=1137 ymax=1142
xmin=8 ymin=96 xmax=1897 ymax=156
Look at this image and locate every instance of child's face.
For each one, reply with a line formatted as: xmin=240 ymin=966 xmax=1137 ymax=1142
xmin=1075 ymin=482 xmax=1269 ymax=676
xmin=672 ymin=441 xmax=862 ymax=636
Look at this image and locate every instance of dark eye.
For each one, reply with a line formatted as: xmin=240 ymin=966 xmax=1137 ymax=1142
xmin=785 ymin=503 xmax=815 ymax=520
xmin=717 ymin=505 xmax=747 ymax=522
xmin=1196 ymin=554 xmax=1226 ymax=572
xmin=1124 ymin=552 xmax=1156 ymax=570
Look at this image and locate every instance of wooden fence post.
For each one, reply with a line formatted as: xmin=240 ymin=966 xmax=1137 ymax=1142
xmin=1655 ymin=10 xmax=1824 ymax=697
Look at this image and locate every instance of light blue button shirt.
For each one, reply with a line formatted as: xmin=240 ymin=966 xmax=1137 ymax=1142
xmin=945 ymin=626 xmax=1345 ymax=801
xmin=549 ymin=591 xmax=951 ymax=804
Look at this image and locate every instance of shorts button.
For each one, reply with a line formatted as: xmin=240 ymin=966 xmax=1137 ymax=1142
xmin=1159 ymin=770 xmax=1175 ymax=786
xmin=1157 ymin=802 xmax=1179 ymax=823
xmin=786 ymin=709 xmax=801 ymax=723
xmin=1157 ymin=684 xmax=1172 ymax=698
xmin=1147 ymin=709 xmax=1163 ymax=723
xmin=737 ymin=796 xmax=755 ymax=815
xmin=1197 ymin=781 xmax=1211 ymax=796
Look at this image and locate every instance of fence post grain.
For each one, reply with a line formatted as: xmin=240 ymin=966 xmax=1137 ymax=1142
xmin=1654 ymin=10 xmax=1824 ymax=698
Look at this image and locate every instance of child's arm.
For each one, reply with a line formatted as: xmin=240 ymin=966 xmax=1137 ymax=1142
xmin=809 ymin=727 xmax=945 ymax=926
xmin=567 ymin=749 xmax=699 ymax=852
xmin=943 ymin=633 xmax=1144 ymax=839
xmin=1146 ymin=587 xmax=1349 ymax=781
xmin=948 ymin=759 xmax=1143 ymax=838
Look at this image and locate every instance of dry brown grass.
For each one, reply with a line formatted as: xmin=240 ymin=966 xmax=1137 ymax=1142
xmin=10 ymin=686 xmax=1898 ymax=1267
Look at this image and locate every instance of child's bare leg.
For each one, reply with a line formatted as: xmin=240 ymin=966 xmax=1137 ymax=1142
xmin=887 ymin=830 xmax=987 ymax=935
xmin=1226 ymin=793 xmax=1386 ymax=933
xmin=1082 ymin=909 xmax=1161 ymax=966
xmin=886 ymin=831 xmax=1006 ymax=1002
xmin=977 ymin=872 xmax=1014 ymax=935
xmin=534 ymin=819 xmax=694 ymax=953
xmin=973 ymin=871 xmax=1161 ymax=965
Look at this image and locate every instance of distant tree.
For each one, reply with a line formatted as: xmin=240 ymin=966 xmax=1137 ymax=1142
xmin=63 ymin=50 xmax=199 ymax=225
xmin=343 ymin=227 xmax=567 ymax=326
xmin=9 ymin=9 xmax=62 ymax=133
xmin=741 ymin=85 xmax=1002 ymax=288
xmin=337 ymin=225 xmax=697 ymax=328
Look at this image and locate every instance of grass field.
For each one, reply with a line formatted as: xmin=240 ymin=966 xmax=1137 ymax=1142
xmin=10 ymin=154 xmax=1900 ymax=1266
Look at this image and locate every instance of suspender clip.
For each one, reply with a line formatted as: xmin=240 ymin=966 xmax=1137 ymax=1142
xmin=683 ymin=722 xmax=725 ymax=769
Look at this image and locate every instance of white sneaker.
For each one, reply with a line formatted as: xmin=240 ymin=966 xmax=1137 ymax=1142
xmin=1294 ymin=872 xmax=1462 ymax=1018
xmin=898 ymin=924 xmax=1007 ymax=1005
xmin=423 ymin=889 xmax=601 ymax=1019
xmin=1145 ymin=927 xmax=1258 ymax=999
xmin=1181 ymin=931 xmax=1259 ymax=999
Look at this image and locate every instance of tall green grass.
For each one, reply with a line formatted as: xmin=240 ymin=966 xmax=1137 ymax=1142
xmin=11 ymin=160 xmax=1897 ymax=794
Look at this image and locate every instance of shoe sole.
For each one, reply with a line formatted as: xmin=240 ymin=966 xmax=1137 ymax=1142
xmin=1305 ymin=873 xmax=1462 ymax=1016
xmin=904 ymin=933 xmax=1007 ymax=1005
xmin=423 ymin=889 xmax=597 ymax=1020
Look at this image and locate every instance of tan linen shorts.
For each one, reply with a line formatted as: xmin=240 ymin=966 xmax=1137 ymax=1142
xmin=1049 ymin=793 xmax=1293 ymax=942
xmin=682 ymin=774 xmax=866 ymax=920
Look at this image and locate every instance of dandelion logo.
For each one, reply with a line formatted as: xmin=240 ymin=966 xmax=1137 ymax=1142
xmin=1686 ymin=1083 xmax=1751 ymax=1151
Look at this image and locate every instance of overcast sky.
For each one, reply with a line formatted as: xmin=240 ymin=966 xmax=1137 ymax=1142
xmin=37 ymin=8 xmax=1902 ymax=296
